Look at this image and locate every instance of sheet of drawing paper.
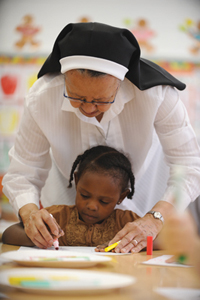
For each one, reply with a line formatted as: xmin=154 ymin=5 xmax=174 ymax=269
xmin=155 ymin=287 xmax=200 ymax=300
xmin=18 ymin=246 xmax=131 ymax=255
xmin=142 ymin=255 xmax=191 ymax=268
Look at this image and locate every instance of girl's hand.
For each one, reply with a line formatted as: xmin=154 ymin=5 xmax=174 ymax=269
xmin=95 ymin=242 xmax=109 ymax=252
xmin=95 ymin=242 xmax=117 ymax=252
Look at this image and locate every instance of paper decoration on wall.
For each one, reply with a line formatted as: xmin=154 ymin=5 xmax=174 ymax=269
xmin=0 ymin=107 xmax=20 ymax=136
xmin=124 ymin=18 xmax=156 ymax=52
xmin=0 ymin=69 xmax=21 ymax=101
xmin=1 ymin=75 xmax=18 ymax=95
xmin=78 ymin=16 xmax=92 ymax=23
xmin=27 ymin=73 xmax=37 ymax=90
xmin=0 ymin=56 xmax=46 ymax=65
xmin=179 ymin=19 xmax=200 ymax=55
xmin=14 ymin=15 xmax=41 ymax=50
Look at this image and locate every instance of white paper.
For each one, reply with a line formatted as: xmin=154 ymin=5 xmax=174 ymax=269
xmin=142 ymin=255 xmax=191 ymax=268
xmin=18 ymin=246 xmax=131 ymax=255
xmin=155 ymin=287 xmax=200 ymax=300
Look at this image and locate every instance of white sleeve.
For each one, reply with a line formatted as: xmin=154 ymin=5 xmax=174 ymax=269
xmin=154 ymin=86 xmax=200 ymax=210
xmin=2 ymin=97 xmax=51 ymax=215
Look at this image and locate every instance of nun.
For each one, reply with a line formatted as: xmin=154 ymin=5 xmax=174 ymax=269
xmin=2 ymin=22 xmax=200 ymax=252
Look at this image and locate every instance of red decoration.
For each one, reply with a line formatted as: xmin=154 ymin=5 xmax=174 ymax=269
xmin=1 ymin=75 xmax=18 ymax=95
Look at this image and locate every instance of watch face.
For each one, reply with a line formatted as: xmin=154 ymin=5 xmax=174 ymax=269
xmin=154 ymin=212 xmax=161 ymax=219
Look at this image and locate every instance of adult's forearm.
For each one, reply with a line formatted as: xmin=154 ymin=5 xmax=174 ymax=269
xmin=150 ymin=200 xmax=176 ymax=222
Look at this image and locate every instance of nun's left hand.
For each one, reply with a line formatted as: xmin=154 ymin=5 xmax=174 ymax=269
xmin=108 ymin=201 xmax=174 ymax=253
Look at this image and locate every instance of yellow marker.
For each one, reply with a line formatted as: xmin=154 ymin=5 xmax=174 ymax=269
xmin=104 ymin=240 xmax=121 ymax=252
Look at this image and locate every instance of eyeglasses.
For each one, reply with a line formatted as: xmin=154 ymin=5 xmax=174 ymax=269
xmin=63 ymin=88 xmax=118 ymax=106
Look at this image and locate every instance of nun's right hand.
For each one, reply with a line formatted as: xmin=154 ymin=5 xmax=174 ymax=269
xmin=19 ymin=204 xmax=61 ymax=248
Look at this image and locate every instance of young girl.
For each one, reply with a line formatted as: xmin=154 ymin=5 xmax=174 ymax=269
xmin=2 ymin=145 xmax=140 ymax=250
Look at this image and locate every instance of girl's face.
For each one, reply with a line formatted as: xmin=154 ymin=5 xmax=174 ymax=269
xmin=75 ymin=171 xmax=128 ymax=224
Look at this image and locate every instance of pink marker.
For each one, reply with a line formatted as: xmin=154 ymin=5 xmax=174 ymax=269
xmin=53 ymin=238 xmax=59 ymax=250
xmin=147 ymin=236 xmax=153 ymax=255
xmin=50 ymin=214 xmax=59 ymax=250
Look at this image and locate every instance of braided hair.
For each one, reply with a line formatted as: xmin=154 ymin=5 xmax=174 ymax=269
xmin=68 ymin=145 xmax=135 ymax=199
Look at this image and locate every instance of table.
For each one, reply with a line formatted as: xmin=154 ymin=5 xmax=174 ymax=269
xmin=0 ymin=244 xmax=199 ymax=300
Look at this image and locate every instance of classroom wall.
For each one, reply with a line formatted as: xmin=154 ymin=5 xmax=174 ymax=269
xmin=0 ymin=0 xmax=200 ymax=60
xmin=0 ymin=0 xmax=200 ymax=204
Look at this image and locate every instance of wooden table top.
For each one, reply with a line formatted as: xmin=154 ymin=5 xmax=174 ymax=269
xmin=0 ymin=244 xmax=199 ymax=300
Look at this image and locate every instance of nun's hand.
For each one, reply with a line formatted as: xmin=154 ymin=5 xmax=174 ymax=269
xmin=108 ymin=214 xmax=163 ymax=253
xmin=19 ymin=204 xmax=64 ymax=248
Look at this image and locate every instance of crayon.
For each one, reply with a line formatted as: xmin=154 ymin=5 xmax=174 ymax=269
xmin=104 ymin=241 xmax=121 ymax=252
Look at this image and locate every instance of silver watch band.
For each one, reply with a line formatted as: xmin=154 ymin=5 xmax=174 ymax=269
xmin=147 ymin=210 xmax=164 ymax=223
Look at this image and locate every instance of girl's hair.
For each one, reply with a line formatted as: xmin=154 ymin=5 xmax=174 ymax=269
xmin=68 ymin=145 xmax=135 ymax=199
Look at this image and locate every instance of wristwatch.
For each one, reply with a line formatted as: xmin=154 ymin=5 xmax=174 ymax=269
xmin=147 ymin=211 xmax=164 ymax=223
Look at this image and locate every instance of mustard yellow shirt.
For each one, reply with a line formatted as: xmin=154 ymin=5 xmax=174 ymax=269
xmin=46 ymin=205 xmax=139 ymax=246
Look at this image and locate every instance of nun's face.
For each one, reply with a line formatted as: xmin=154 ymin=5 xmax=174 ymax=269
xmin=65 ymin=70 xmax=120 ymax=122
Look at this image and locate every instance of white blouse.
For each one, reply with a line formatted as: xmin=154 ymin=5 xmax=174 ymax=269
xmin=2 ymin=73 xmax=200 ymax=216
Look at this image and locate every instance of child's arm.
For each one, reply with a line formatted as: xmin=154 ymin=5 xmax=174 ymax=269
xmin=2 ymin=222 xmax=35 ymax=247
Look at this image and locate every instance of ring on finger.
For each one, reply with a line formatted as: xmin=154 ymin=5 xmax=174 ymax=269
xmin=133 ymin=239 xmax=138 ymax=246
